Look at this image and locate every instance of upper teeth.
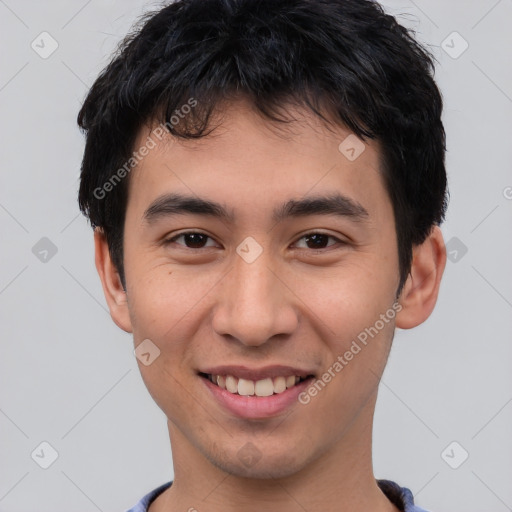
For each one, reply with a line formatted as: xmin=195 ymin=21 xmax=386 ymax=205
xmin=209 ymin=374 xmax=302 ymax=396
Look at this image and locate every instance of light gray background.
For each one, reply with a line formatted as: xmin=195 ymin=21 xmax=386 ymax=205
xmin=1 ymin=1 xmax=511 ymax=511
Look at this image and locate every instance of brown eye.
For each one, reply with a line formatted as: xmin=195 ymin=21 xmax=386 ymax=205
xmin=294 ymin=233 xmax=342 ymax=250
xmin=166 ymin=232 xmax=217 ymax=249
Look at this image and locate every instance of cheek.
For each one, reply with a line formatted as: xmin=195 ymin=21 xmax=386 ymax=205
xmin=291 ymin=256 xmax=398 ymax=339
xmin=299 ymin=305 xmax=396 ymax=433
xmin=126 ymin=259 xmax=219 ymax=339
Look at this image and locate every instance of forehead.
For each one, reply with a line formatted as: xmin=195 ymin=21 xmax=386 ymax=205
xmin=127 ymin=99 xmax=389 ymax=222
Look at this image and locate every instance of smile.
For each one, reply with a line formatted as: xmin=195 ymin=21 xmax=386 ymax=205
xmin=199 ymin=372 xmax=312 ymax=397
xmin=200 ymin=372 xmax=316 ymax=418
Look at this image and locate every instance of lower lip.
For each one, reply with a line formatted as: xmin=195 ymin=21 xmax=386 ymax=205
xmin=200 ymin=375 xmax=314 ymax=419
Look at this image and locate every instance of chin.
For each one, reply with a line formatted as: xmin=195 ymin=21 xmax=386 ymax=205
xmin=205 ymin=441 xmax=311 ymax=480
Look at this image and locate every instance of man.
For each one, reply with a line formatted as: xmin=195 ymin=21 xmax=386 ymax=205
xmin=77 ymin=0 xmax=447 ymax=510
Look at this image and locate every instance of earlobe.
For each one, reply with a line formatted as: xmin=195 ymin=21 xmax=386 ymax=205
xmin=94 ymin=228 xmax=133 ymax=333
xmin=395 ymin=226 xmax=447 ymax=329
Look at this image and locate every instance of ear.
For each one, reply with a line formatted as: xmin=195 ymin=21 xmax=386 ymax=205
xmin=94 ymin=228 xmax=133 ymax=333
xmin=395 ymin=226 xmax=447 ymax=329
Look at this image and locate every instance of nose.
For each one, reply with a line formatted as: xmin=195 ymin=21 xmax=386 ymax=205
xmin=211 ymin=249 xmax=298 ymax=347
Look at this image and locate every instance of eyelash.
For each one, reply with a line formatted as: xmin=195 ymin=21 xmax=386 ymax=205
xmin=163 ymin=231 xmax=346 ymax=252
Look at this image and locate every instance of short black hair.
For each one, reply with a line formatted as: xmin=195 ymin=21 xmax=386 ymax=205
xmin=77 ymin=0 xmax=448 ymax=293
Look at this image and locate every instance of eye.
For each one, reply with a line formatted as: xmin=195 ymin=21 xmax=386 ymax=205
xmin=163 ymin=231 xmax=345 ymax=251
xmin=164 ymin=231 xmax=218 ymax=249
xmin=293 ymin=232 xmax=344 ymax=250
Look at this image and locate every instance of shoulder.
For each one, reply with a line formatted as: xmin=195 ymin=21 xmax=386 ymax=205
xmin=124 ymin=481 xmax=173 ymax=512
xmin=377 ymin=479 xmax=432 ymax=512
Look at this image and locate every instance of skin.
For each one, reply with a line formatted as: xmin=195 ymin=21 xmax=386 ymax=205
xmin=95 ymin=98 xmax=446 ymax=512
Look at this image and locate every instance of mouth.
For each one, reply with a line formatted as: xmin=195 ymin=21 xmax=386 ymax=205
xmin=198 ymin=372 xmax=315 ymax=397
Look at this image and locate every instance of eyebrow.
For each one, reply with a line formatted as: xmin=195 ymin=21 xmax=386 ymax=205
xmin=142 ymin=192 xmax=369 ymax=225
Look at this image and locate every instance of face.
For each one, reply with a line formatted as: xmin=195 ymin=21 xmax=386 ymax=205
xmin=108 ymin=99 xmax=406 ymax=478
